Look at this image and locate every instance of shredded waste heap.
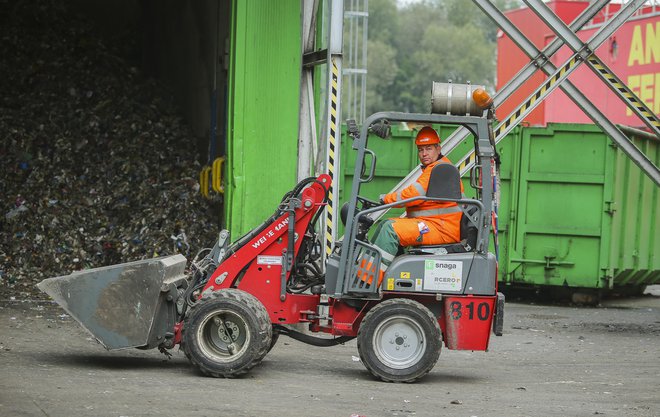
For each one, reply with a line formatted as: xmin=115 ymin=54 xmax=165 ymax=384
xmin=0 ymin=1 xmax=218 ymax=300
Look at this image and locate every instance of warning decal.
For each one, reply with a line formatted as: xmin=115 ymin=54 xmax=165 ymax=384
xmin=423 ymin=260 xmax=463 ymax=291
xmin=257 ymin=256 xmax=282 ymax=265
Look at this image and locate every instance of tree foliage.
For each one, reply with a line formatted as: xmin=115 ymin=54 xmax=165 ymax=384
xmin=366 ymin=0 xmax=519 ymax=114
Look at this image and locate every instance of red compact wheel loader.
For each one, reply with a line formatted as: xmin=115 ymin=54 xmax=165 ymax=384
xmin=39 ymin=85 xmax=504 ymax=382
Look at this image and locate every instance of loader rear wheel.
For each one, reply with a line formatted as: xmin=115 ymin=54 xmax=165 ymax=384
xmin=182 ymin=289 xmax=272 ymax=378
xmin=268 ymin=326 xmax=280 ymax=352
xmin=357 ymin=298 xmax=441 ymax=382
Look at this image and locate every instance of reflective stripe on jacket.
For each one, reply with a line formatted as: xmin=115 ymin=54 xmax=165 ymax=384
xmin=382 ymin=157 xmax=463 ymax=246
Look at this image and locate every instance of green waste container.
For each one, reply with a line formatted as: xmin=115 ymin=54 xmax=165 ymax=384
xmin=500 ymin=123 xmax=659 ymax=293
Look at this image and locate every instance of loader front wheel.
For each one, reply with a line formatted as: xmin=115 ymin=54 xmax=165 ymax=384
xmin=182 ymin=289 xmax=272 ymax=378
xmin=357 ymin=298 xmax=441 ymax=382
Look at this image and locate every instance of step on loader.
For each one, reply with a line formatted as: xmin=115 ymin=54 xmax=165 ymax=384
xmin=39 ymin=84 xmax=504 ymax=382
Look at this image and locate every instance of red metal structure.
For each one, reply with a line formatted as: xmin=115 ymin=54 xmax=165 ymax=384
xmin=204 ymin=175 xmax=331 ymax=324
xmin=497 ymin=1 xmax=660 ymax=128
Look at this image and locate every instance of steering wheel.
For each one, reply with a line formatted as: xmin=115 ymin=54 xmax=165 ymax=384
xmin=356 ymin=195 xmax=382 ymax=209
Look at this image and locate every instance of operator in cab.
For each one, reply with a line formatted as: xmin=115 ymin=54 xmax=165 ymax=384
xmin=364 ymin=126 xmax=463 ymax=283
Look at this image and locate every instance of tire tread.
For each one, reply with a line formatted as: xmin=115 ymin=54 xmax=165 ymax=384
xmin=181 ymin=288 xmax=272 ymax=378
xmin=357 ymin=298 xmax=441 ymax=383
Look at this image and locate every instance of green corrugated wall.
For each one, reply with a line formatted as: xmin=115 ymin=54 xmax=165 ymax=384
xmin=607 ymin=131 xmax=659 ymax=287
xmin=225 ymin=0 xmax=301 ymax=237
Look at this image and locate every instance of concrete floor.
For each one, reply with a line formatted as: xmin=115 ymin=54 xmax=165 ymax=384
xmin=1 ymin=293 xmax=659 ymax=417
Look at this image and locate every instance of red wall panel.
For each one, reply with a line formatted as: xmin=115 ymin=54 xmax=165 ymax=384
xmin=496 ymin=1 xmax=585 ymax=125
xmin=496 ymin=1 xmax=660 ymax=128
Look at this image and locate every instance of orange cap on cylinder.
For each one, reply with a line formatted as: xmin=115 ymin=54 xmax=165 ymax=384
xmin=473 ymin=88 xmax=493 ymax=109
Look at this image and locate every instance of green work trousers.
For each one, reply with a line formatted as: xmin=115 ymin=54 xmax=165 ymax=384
xmin=371 ymin=219 xmax=399 ymax=269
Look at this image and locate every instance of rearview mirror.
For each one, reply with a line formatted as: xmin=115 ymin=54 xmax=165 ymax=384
xmin=369 ymin=119 xmax=390 ymax=139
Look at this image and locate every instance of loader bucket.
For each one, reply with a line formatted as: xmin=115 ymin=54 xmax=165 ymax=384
xmin=37 ymin=254 xmax=187 ymax=350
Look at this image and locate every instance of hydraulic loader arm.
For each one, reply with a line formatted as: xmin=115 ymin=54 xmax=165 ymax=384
xmin=202 ymin=175 xmax=331 ymax=300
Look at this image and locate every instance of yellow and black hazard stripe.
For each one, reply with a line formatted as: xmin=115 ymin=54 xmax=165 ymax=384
xmin=495 ymin=56 xmax=581 ymax=138
xmin=325 ymin=59 xmax=339 ymax=256
xmin=457 ymin=153 xmax=477 ymax=176
xmin=458 ymin=56 xmax=582 ymax=176
xmin=588 ymin=56 xmax=660 ymax=133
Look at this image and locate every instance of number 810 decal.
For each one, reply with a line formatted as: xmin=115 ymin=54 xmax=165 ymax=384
xmin=449 ymin=301 xmax=490 ymax=321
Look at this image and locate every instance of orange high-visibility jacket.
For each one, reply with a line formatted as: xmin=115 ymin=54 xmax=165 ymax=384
xmin=382 ymin=157 xmax=463 ymax=246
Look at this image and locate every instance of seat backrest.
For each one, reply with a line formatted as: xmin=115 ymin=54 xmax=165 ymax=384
xmin=426 ymin=163 xmax=462 ymax=199
xmin=428 ymin=162 xmax=479 ymax=250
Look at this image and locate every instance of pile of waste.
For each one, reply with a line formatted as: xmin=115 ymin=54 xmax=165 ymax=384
xmin=0 ymin=1 xmax=218 ymax=300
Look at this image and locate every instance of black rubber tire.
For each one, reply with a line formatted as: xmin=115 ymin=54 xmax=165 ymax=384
xmin=181 ymin=289 xmax=272 ymax=378
xmin=268 ymin=326 xmax=280 ymax=353
xmin=357 ymin=298 xmax=442 ymax=383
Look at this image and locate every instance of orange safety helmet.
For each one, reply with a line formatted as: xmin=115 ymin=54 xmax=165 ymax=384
xmin=415 ymin=126 xmax=441 ymax=147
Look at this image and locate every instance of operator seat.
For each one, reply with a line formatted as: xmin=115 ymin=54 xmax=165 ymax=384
xmin=408 ymin=162 xmax=478 ymax=255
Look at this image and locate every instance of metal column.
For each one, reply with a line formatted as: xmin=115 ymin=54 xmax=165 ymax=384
xmin=322 ymin=0 xmax=344 ymax=258
xmin=344 ymin=0 xmax=368 ymax=123
xmin=298 ymin=0 xmax=320 ymax=183
xmin=298 ymin=0 xmax=345 ymax=259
